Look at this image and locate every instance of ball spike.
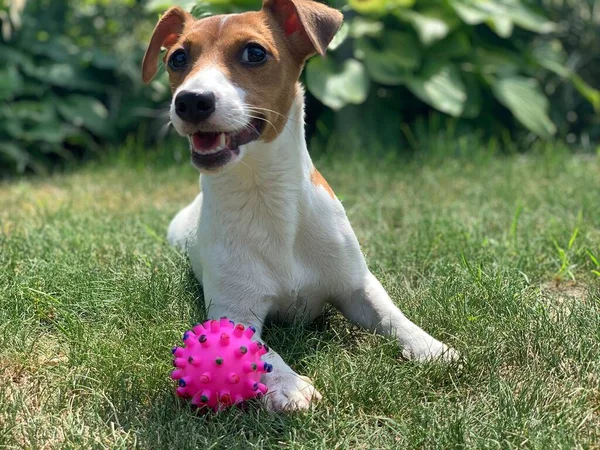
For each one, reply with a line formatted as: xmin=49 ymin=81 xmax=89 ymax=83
xmin=176 ymin=387 xmax=187 ymax=397
xmin=199 ymin=389 xmax=213 ymax=404
xmin=184 ymin=331 xmax=198 ymax=347
xmin=219 ymin=391 xmax=232 ymax=406
xmin=191 ymin=393 xmax=204 ymax=406
xmin=170 ymin=369 xmax=183 ymax=380
xmin=242 ymin=362 xmax=257 ymax=373
xmin=220 ymin=333 xmax=230 ymax=346
xmin=210 ymin=320 xmax=220 ymax=333
xmin=260 ymin=362 xmax=273 ymax=373
xmin=178 ymin=376 xmax=193 ymax=387
xmin=188 ymin=356 xmax=201 ymax=367
xmin=246 ymin=379 xmax=259 ymax=391
xmin=234 ymin=345 xmax=248 ymax=358
xmin=199 ymin=372 xmax=211 ymax=384
xmin=198 ymin=334 xmax=209 ymax=348
xmin=192 ymin=323 xmax=205 ymax=335
xmin=174 ymin=357 xmax=187 ymax=368
xmin=243 ymin=326 xmax=256 ymax=339
xmin=257 ymin=383 xmax=268 ymax=394
xmin=219 ymin=317 xmax=230 ymax=328
xmin=249 ymin=342 xmax=260 ymax=354
xmin=214 ymin=356 xmax=224 ymax=366
xmin=233 ymin=323 xmax=245 ymax=337
xmin=227 ymin=372 xmax=240 ymax=384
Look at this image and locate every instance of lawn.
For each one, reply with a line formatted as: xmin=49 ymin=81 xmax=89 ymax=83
xmin=1 ymin=148 xmax=599 ymax=449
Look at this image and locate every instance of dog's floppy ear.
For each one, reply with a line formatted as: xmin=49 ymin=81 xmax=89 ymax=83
xmin=142 ymin=7 xmax=193 ymax=84
xmin=263 ymin=0 xmax=343 ymax=60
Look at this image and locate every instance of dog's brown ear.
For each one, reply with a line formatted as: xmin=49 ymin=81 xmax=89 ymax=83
xmin=263 ymin=0 xmax=343 ymax=60
xmin=142 ymin=7 xmax=193 ymax=84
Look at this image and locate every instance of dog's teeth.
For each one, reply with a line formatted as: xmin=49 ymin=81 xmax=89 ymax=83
xmin=215 ymin=146 xmax=223 ymax=151
xmin=219 ymin=133 xmax=226 ymax=148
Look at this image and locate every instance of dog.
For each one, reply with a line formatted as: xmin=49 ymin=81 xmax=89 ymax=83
xmin=142 ymin=0 xmax=458 ymax=412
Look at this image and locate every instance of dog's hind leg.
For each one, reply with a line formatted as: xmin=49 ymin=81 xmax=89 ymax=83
xmin=332 ymin=272 xmax=459 ymax=362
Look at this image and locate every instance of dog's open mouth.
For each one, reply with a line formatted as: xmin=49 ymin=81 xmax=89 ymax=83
xmin=189 ymin=118 xmax=265 ymax=171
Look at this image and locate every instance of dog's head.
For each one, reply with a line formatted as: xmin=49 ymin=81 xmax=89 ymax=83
xmin=142 ymin=0 xmax=342 ymax=172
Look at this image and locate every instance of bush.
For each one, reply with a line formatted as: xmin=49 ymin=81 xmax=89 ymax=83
xmin=303 ymin=0 xmax=599 ymax=147
xmin=538 ymin=0 xmax=600 ymax=151
xmin=0 ymin=0 xmax=167 ymax=174
xmin=1 ymin=0 xmax=597 ymax=175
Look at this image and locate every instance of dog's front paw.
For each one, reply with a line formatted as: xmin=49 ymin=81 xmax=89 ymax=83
xmin=402 ymin=336 xmax=460 ymax=363
xmin=263 ymin=373 xmax=322 ymax=412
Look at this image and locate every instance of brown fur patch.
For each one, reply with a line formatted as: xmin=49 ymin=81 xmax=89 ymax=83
xmin=143 ymin=1 xmax=343 ymax=142
xmin=311 ymin=168 xmax=335 ymax=199
xmin=163 ymin=12 xmax=305 ymax=142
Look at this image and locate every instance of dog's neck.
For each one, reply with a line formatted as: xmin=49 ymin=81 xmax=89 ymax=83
xmin=200 ymin=84 xmax=312 ymax=206
xmin=199 ymin=85 xmax=312 ymax=248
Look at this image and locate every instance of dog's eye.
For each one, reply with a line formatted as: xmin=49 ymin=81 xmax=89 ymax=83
xmin=241 ymin=44 xmax=267 ymax=66
xmin=168 ymin=50 xmax=188 ymax=70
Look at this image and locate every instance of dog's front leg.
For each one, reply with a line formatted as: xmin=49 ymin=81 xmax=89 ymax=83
xmin=206 ymin=301 xmax=322 ymax=411
xmin=333 ymin=272 xmax=459 ymax=362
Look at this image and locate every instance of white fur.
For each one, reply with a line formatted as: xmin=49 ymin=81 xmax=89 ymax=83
xmin=170 ymin=66 xmax=249 ymax=136
xmin=168 ymin=87 xmax=458 ymax=412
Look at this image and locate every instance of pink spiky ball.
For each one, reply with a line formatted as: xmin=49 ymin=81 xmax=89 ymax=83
xmin=171 ymin=317 xmax=272 ymax=411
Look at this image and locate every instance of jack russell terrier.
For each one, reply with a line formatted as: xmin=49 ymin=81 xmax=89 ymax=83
xmin=142 ymin=0 xmax=458 ymax=412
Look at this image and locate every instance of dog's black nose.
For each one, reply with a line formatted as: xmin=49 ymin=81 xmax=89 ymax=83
xmin=174 ymin=91 xmax=216 ymax=123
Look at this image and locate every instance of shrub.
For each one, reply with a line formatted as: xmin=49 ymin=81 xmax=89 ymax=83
xmin=0 ymin=0 xmax=167 ymax=174
xmin=304 ymin=0 xmax=599 ymax=145
xmin=1 ymin=0 xmax=597 ymax=175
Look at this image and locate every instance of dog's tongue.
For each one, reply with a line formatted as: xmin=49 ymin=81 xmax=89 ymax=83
xmin=192 ymin=132 xmax=221 ymax=152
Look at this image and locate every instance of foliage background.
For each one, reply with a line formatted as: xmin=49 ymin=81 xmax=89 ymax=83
xmin=0 ymin=0 xmax=598 ymax=175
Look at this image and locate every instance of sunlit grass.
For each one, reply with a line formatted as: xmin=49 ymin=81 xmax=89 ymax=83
xmin=1 ymin=148 xmax=599 ymax=449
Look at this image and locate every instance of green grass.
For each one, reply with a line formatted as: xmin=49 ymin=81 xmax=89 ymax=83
xmin=1 ymin=148 xmax=599 ymax=449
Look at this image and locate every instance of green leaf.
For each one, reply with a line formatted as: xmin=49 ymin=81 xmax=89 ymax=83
xmin=395 ymin=8 xmax=456 ymax=46
xmin=449 ymin=0 xmax=488 ymax=25
xmin=487 ymin=16 xmax=513 ymax=38
xmin=0 ymin=44 xmax=35 ymax=73
xmin=349 ymin=18 xmax=384 ymax=39
xmin=329 ymin=23 xmax=349 ymax=51
xmin=348 ymin=0 xmax=414 ymax=15
xmin=506 ymin=3 xmax=556 ymax=34
xmin=426 ymin=31 xmax=471 ymax=60
xmin=531 ymin=40 xmax=600 ymax=112
xmin=0 ymin=66 xmax=23 ymax=101
xmin=0 ymin=142 xmax=30 ymax=173
xmin=406 ymin=63 xmax=467 ymax=117
xmin=355 ymin=31 xmax=420 ymax=85
xmin=26 ymin=64 xmax=106 ymax=92
xmin=491 ymin=76 xmax=556 ymax=138
xmin=56 ymin=95 xmax=112 ymax=138
xmin=3 ymin=100 xmax=57 ymax=123
xmin=471 ymin=47 xmax=521 ymax=76
xmin=21 ymin=124 xmax=69 ymax=144
xmin=461 ymin=72 xmax=482 ymax=118
xmin=306 ymin=58 xmax=369 ymax=110
xmin=348 ymin=0 xmax=388 ymax=15
xmin=449 ymin=0 xmax=555 ymax=36
xmin=145 ymin=0 xmax=197 ymax=13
